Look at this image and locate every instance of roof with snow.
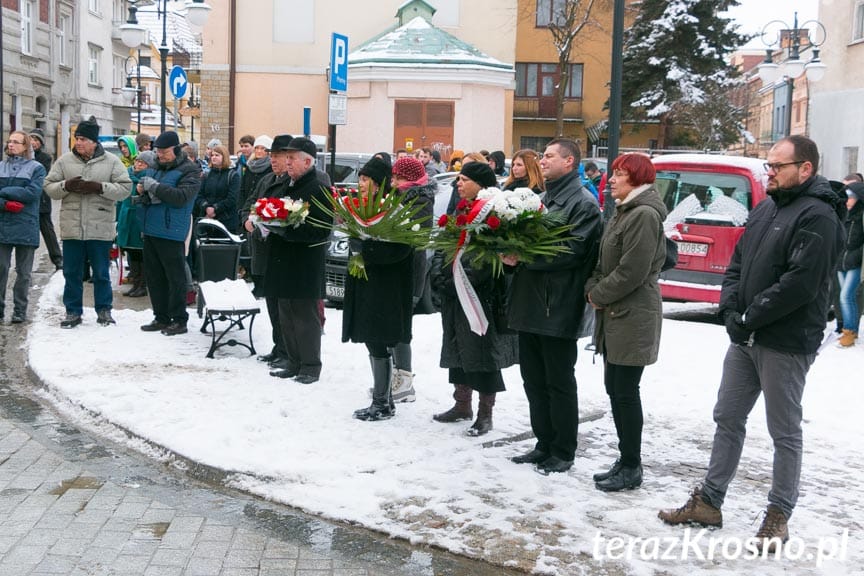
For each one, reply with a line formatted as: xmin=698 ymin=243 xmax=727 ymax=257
xmin=348 ymin=16 xmax=512 ymax=72
xmin=136 ymin=2 xmax=202 ymax=56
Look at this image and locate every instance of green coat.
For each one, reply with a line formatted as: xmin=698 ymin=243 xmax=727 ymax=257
xmin=585 ymin=186 xmax=667 ymax=366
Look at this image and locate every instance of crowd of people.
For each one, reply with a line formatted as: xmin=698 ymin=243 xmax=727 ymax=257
xmin=0 ymin=124 xmax=852 ymax=552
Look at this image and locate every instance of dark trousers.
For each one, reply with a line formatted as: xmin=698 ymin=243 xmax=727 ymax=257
xmin=277 ymin=298 xmax=322 ymax=378
xmin=143 ymin=235 xmax=189 ymax=324
xmin=519 ymin=332 xmax=580 ymax=461
xmin=39 ymin=212 xmax=62 ymax=267
xmin=604 ymin=362 xmax=645 ymax=467
xmin=266 ymin=294 xmax=286 ymax=358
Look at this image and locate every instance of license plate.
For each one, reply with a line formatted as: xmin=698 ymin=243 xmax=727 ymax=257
xmin=326 ymin=284 xmax=344 ymax=298
xmin=676 ymin=241 xmax=709 ymax=257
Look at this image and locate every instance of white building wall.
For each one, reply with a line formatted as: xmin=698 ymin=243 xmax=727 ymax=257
xmin=810 ymin=91 xmax=864 ymax=178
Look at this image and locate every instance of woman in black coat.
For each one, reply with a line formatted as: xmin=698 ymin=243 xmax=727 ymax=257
xmin=195 ymin=145 xmax=240 ymax=232
xmin=344 ymin=157 xmax=415 ymax=421
xmin=836 ymin=181 xmax=864 ymax=347
xmin=431 ymin=162 xmax=518 ymax=436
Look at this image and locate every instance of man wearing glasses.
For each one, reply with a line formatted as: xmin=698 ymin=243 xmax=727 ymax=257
xmin=0 ymin=132 xmax=46 ymax=324
xmin=659 ymin=135 xmax=845 ymax=551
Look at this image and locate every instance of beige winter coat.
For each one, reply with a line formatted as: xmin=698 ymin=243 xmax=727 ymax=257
xmin=44 ymin=146 xmax=131 ymax=241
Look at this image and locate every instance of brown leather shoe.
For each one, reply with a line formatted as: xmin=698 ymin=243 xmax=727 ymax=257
xmin=753 ymin=505 xmax=788 ymax=553
xmin=658 ymin=487 xmax=723 ymax=528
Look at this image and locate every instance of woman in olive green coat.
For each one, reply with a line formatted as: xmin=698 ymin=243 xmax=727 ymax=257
xmin=585 ymin=153 xmax=667 ymax=493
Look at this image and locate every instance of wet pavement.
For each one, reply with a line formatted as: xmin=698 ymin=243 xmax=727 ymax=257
xmin=0 ymin=254 xmax=524 ymax=576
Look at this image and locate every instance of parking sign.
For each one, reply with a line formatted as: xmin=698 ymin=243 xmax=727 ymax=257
xmin=329 ymin=33 xmax=348 ymax=92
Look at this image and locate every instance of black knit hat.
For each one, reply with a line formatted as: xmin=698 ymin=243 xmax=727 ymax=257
xmin=75 ymin=116 xmax=100 ymax=142
xmin=359 ymin=156 xmax=391 ymax=187
xmin=460 ymin=161 xmax=497 ymax=188
xmin=153 ymin=130 xmax=180 ymax=149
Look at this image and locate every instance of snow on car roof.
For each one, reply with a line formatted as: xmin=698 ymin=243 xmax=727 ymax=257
xmin=652 ymin=154 xmax=768 ymax=186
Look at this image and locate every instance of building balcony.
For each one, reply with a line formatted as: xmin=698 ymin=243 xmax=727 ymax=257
xmin=513 ymin=98 xmax=583 ymax=121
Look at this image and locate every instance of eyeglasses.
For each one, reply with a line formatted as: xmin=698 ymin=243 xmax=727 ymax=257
xmin=764 ymin=161 xmax=804 ymax=172
xmin=6 ymin=140 xmax=25 ymax=145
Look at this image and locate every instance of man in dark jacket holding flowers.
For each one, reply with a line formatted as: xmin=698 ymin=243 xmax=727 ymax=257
xmin=264 ymin=137 xmax=332 ymax=384
xmin=505 ymin=137 xmax=603 ymax=474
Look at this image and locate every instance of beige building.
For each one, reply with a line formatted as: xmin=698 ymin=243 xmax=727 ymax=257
xmin=199 ymin=0 xmax=516 ymax=154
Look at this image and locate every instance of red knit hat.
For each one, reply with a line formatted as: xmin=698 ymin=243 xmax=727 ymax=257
xmin=392 ymin=157 xmax=426 ymax=182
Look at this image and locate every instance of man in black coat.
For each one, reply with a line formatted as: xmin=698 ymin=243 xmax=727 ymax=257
xmin=29 ymin=129 xmax=63 ymax=270
xmin=505 ymin=138 xmax=603 ymax=474
xmin=263 ymin=137 xmax=332 ymax=384
xmin=660 ymin=135 xmax=845 ymax=551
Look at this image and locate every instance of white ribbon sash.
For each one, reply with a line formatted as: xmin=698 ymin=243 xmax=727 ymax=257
xmin=453 ymin=199 xmax=495 ymax=335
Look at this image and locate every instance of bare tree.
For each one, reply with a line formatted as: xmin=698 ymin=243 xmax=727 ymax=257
xmin=537 ymin=0 xmax=612 ymax=136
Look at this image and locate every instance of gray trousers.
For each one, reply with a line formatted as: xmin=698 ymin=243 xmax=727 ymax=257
xmin=0 ymin=244 xmax=36 ymax=319
xmin=702 ymin=343 xmax=814 ymax=519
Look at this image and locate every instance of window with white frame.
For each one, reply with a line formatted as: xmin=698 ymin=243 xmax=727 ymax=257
xmin=89 ymin=0 xmax=100 ymax=15
xmin=58 ymin=15 xmax=70 ymax=66
xmin=855 ymin=2 xmax=864 ymax=41
xmin=88 ymin=45 xmax=102 ymax=85
xmin=536 ymin=0 xmax=567 ymax=27
xmin=20 ymin=0 xmax=35 ymax=54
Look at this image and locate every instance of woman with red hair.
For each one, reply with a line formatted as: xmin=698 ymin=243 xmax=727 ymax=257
xmin=585 ymin=153 xmax=667 ymax=492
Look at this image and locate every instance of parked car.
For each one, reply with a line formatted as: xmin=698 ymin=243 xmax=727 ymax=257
xmin=316 ymin=152 xmax=382 ymax=189
xmin=652 ymin=154 xmax=768 ymax=304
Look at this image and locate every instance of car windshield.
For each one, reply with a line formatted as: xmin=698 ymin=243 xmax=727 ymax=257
xmin=656 ymin=170 xmax=751 ymax=233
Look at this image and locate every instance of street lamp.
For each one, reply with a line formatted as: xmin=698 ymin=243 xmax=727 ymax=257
xmin=121 ymin=54 xmax=143 ymax=133
xmin=756 ymin=13 xmax=826 ymax=138
xmin=120 ymin=0 xmax=211 ymax=134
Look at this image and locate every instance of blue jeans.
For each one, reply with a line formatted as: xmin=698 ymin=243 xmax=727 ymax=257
xmin=62 ymin=239 xmax=113 ymax=315
xmin=837 ymin=268 xmax=861 ymax=332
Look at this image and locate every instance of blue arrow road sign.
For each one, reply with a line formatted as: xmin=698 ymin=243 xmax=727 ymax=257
xmin=330 ymin=33 xmax=348 ymax=92
xmin=169 ymin=65 xmax=188 ymax=100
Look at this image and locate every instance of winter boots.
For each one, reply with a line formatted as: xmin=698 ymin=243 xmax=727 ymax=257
xmin=838 ymin=329 xmax=858 ymax=347
xmin=658 ymin=487 xmax=723 ymax=528
xmin=433 ymin=384 xmax=473 ymax=423
xmin=123 ymin=259 xmax=147 ymax=298
xmin=466 ymin=393 xmax=496 ymax=436
xmin=754 ymin=505 xmax=789 ymax=553
xmin=354 ymin=356 xmax=395 ymax=421
xmin=391 ymin=369 xmax=416 ymax=403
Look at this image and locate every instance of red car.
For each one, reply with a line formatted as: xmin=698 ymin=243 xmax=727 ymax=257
xmin=652 ymin=154 xmax=769 ymax=304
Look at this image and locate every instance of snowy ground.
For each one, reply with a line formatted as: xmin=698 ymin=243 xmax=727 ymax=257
xmin=26 ymin=272 xmax=862 ymax=575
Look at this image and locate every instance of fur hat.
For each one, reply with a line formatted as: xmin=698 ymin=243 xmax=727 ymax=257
xmin=153 ymin=131 xmax=180 ymax=149
xmin=392 ymin=157 xmax=426 ymax=182
xmin=359 ymin=156 xmax=391 ymax=187
xmin=460 ymin=161 xmax=498 ymax=188
xmin=74 ymin=116 xmax=100 ymax=142
xmin=253 ymin=135 xmax=273 ymax=150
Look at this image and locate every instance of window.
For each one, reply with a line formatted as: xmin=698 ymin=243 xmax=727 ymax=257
xmin=843 ymin=147 xmax=859 ymax=176
xmin=515 ymin=63 xmax=583 ymax=99
xmin=58 ymin=15 xmax=70 ymax=66
xmin=21 ymin=0 xmax=35 ymax=54
xmin=89 ymin=0 xmax=100 ymax=14
xmin=520 ymin=136 xmax=553 ymax=153
xmin=88 ymin=45 xmax=102 ymax=85
xmin=536 ymin=0 xmax=566 ymax=27
xmin=855 ymin=2 xmax=864 ymax=41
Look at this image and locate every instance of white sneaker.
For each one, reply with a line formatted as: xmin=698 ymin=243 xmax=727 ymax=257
xmin=391 ymin=369 xmax=416 ymax=403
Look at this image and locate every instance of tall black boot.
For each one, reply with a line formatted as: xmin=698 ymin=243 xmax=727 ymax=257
xmin=128 ymin=267 xmax=148 ymax=297
xmin=467 ymin=393 xmax=495 ymax=436
xmin=354 ymin=357 xmax=395 ymax=421
xmin=123 ymin=259 xmax=141 ymax=295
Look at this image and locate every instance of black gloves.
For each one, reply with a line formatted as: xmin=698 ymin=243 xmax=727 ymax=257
xmin=64 ymin=176 xmax=102 ymax=194
xmin=723 ymin=310 xmax=753 ymax=345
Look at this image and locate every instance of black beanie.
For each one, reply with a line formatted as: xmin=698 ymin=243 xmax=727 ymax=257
xmin=359 ymin=156 xmax=391 ymax=188
xmin=373 ymin=151 xmax=393 ymax=170
xmin=153 ymin=130 xmax=180 ymax=149
xmin=460 ymin=161 xmax=497 ymax=188
xmin=75 ymin=116 xmax=100 ymax=142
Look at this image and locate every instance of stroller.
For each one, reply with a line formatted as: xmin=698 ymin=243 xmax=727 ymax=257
xmin=194 ymin=218 xmax=245 ymax=318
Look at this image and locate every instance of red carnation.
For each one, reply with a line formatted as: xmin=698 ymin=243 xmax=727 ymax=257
xmin=486 ymin=215 xmax=501 ymax=230
xmin=456 ymin=199 xmax=469 ymax=211
xmin=276 ymin=208 xmax=289 ymax=219
xmin=455 ymin=214 xmax=468 ymax=226
xmin=437 ymin=214 xmax=449 ymax=227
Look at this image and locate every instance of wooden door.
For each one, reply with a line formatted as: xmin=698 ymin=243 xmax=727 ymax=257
xmin=393 ymin=100 xmax=454 ymax=161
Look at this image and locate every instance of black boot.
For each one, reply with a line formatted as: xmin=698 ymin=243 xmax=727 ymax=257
xmin=353 ymin=356 xmax=395 ymax=421
xmin=123 ymin=259 xmax=141 ymax=295
xmin=595 ymin=464 xmax=643 ymax=492
xmin=467 ymin=393 xmax=495 ymax=436
xmin=433 ymin=384 xmax=473 ymax=422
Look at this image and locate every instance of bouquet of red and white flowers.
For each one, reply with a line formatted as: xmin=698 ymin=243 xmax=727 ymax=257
xmin=249 ymin=197 xmax=310 ymax=228
xmin=430 ymin=187 xmax=573 ymax=335
xmin=311 ymin=186 xmax=430 ymax=280
xmin=431 ymin=187 xmax=572 ymax=277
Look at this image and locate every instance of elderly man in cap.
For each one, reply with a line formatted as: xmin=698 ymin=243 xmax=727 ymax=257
xmin=29 ymin=128 xmax=63 ymax=270
xmin=260 ymin=136 xmax=332 ymax=384
xmin=136 ymin=130 xmax=200 ymax=336
xmin=45 ymin=116 xmax=131 ymax=328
